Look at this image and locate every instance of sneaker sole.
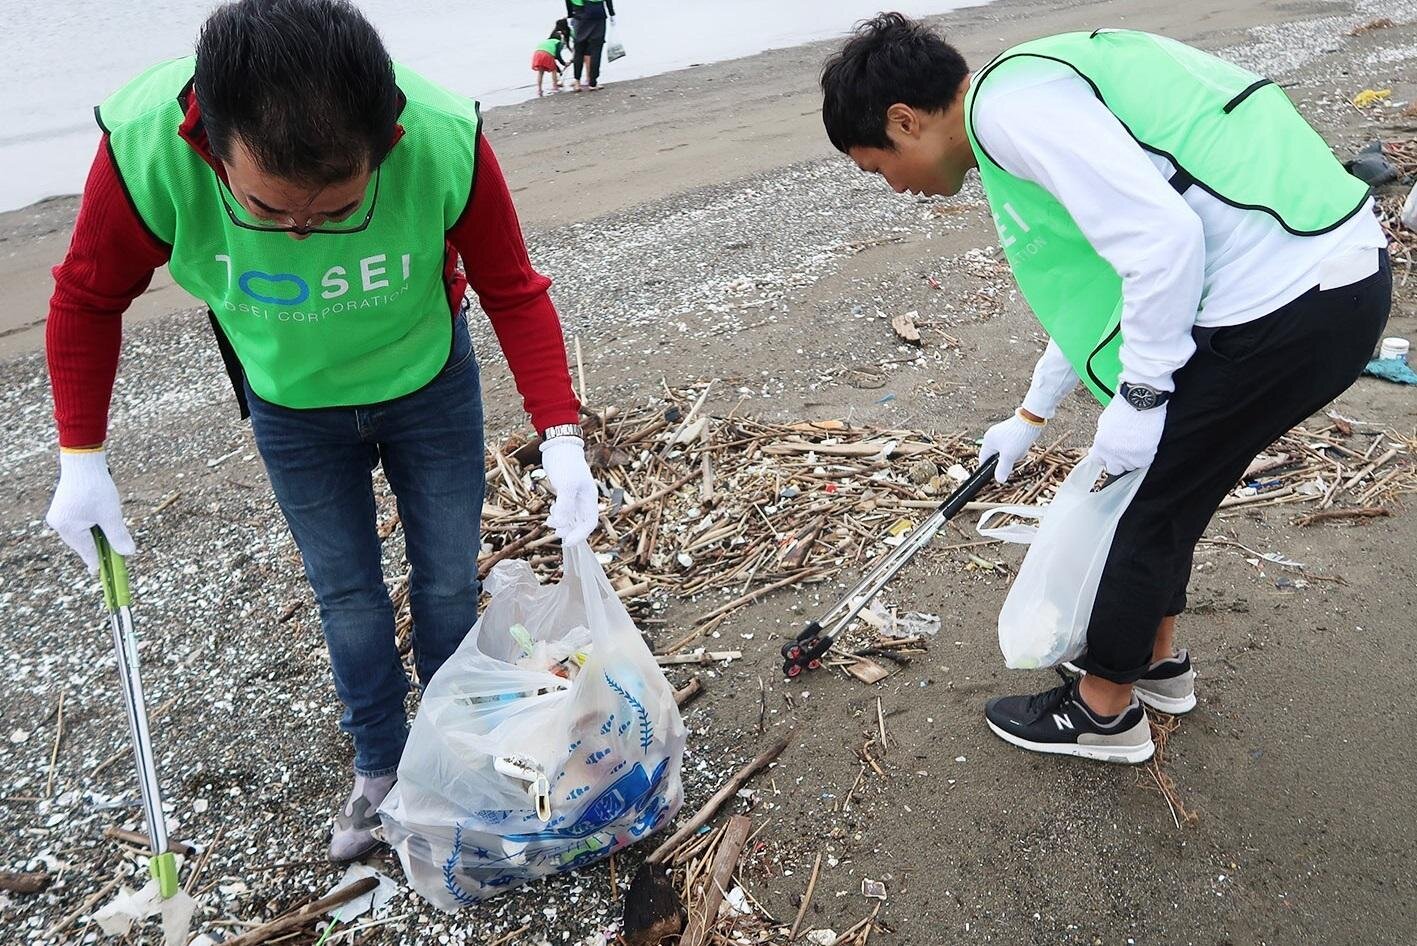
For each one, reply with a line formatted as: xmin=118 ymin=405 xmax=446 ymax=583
xmin=986 ymin=719 xmax=1155 ymax=765
xmin=1060 ymin=662 xmax=1197 ymax=716
xmin=329 ymin=835 xmax=384 ymax=865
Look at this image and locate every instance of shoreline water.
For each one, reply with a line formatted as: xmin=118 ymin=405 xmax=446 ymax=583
xmin=0 ymin=0 xmax=988 ymax=214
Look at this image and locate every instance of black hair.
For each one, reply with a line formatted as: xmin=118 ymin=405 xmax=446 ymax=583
xmin=821 ymin=12 xmax=969 ymax=153
xmin=552 ymin=18 xmax=571 ymax=39
xmin=194 ymin=0 xmax=400 ymax=186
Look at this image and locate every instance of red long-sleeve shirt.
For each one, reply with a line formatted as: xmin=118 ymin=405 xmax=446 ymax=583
xmin=47 ymin=111 xmax=580 ymax=447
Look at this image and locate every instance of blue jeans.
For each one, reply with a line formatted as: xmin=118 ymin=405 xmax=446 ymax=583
xmin=247 ymin=319 xmax=485 ymax=776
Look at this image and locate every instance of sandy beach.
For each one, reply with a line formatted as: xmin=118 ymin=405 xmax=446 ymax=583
xmin=2 ymin=0 xmax=1416 ymax=943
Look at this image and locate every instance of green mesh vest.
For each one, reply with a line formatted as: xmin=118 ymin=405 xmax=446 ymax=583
xmin=98 ymin=57 xmax=480 ymax=409
xmin=963 ymin=30 xmax=1370 ymax=403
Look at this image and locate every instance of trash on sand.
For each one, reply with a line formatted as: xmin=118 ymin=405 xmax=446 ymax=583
xmin=895 ymin=611 xmax=941 ymax=637
xmin=862 ymin=878 xmax=888 ymax=900
xmin=721 ymin=885 xmax=753 ymax=916
xmin=325 ymin=864 xmax=398 ymax=922
xmin=93 ymin=879 xmax=196 ymax=946
xmin=1349 ymin=17 xmax=1395 ymax=35
xmin=846 ymin=656 xmax=892 ymax=684
xmin=1402 ymin=184 xmax=1417 ymax=232
xmin=1379 ymin=337 xmax=1410 ymax=363
xmin=1352 ymin=89 xmax=1392 ymax=109
xmin=890 ymin=311 xmax=922 ymax=346
xmin=806 ymin=930 xmax=839 ymax=946
xmin=1364 ymin=358 xmax=1417 ymax=385
xmin=1346 ymin=140 xmax=1399 ymax=185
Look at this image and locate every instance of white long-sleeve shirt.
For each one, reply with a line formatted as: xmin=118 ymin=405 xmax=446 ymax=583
xmin=971 ymin=60 xmax=1386 ymax=415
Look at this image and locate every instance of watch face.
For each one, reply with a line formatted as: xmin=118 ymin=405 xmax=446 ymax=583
xmin=1125 ymin=385 xmax=1159 ymax=410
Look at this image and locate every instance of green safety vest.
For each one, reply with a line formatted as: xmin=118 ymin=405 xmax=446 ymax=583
xmin=536 ymin=38 xmax=563 ymax=57
xmin=98 ymin=57 xmax=480 ymax=409
xmin=963 ymin=30 xmax=1370 ymax=403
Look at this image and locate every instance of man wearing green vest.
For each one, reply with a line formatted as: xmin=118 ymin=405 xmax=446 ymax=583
xmin=822 ymin=15 xmax=1389 ymax=763
xmin=44 ymin=0 xmax=599 ymax=861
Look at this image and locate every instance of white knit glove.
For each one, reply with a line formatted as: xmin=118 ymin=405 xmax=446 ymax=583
xmin=1089 ymin=397 xmax=1167 ymax=476
xmin=540 ymin=436 xmax=599 ymax=545
xmin=979 ymin=412 xmax=1045 ymax=484
xmin=45 ymin=450 xmax=136 ymax=574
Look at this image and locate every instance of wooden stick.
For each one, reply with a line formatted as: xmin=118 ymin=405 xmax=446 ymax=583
xmin=220 ymin=877 xmax=380 ymax=946
xmin=691 ymin=569 xmax=826 ymax=628
xmin=488 ymin=923 xmax=532 ymax=946
xmin=0 ymin=870 xmax=50 ymax=894
xmin=683 ymin=815 xmax=752 ymax=946
xmin=673 ymin=678 xmax=706 ymax=708
xmin=43 ymin=874 xmax=121 ymax=939
xmin=657 ymin=650 xmax=742 ymax=666
xmin=875 ymin=697 xmax=889 ymax=753
xmin=789 ymin=850 xmax=824 ymax=941
xmin=1294 ymin=506 xmax=1390 ymax=527
xmin=647 ymin=738 xmax=788 ymax=864
xmin=616 ymin=469 xmax=700 ymax=519
xmin=45 ymin=690 xmax=65 ymax=798
xmin=104 ymin=825 xmax=197 ymax=857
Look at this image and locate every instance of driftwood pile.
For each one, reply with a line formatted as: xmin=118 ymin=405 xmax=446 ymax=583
xmin=1377 ymin=139 xmax=1417 ymax=274
xmin=370 ymin=382 xmax=1411 ymax=665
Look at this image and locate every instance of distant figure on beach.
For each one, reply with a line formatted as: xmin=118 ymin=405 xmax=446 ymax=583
xmin=565 ymin=0 xmax=616 ymax=90
xmin=532 ymin=20 xmax=571 ymax=96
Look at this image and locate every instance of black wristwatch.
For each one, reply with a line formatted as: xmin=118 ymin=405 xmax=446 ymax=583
xmin=1119 ymin=382 xmax=1172 ymax=411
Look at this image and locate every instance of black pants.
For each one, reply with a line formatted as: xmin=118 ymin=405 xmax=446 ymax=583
xmin=1078 ymin=250 xmax=1391 ymax=684
xmin=573 ymin=18 xmax=607 ymax=86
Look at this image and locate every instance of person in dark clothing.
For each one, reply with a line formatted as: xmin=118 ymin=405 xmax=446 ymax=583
xmin=565 ymin=0 xmax=616 ymax=90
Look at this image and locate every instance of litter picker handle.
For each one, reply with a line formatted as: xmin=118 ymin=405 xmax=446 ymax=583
xmin=92 ymin=527 xmax=179 ymax=899
xmin=93 ymin=527 xmax=132 ymax=612
xmin=780 ymin=455 xmax=997 ymax=677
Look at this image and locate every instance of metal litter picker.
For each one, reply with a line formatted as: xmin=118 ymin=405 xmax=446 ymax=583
xmin=781 ymin=457 xmax=997 ymax=677
xmin=94 ymin=526 xmax=179 ymax=899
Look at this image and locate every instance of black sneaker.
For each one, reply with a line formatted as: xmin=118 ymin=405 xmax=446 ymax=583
xmin=985 ymin=676 xmax=1155 ymax=764
xmin=1062 ymin=650 xmax=1197 ymax=715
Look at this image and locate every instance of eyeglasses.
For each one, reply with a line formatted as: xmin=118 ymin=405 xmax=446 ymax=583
xmin=217 ymin=166 xmax=381 ymax=235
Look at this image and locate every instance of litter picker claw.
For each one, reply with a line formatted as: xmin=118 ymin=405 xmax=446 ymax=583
xmin=780 ymin=456 xmax=997 ymax=678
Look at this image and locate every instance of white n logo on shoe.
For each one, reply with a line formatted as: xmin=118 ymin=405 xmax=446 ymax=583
xmin=1052 ymin=713 xmax=1075 ymax=731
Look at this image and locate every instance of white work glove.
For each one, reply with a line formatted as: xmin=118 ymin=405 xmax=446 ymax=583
xmin=540 ymin=436 xmax=599 ymax=545
xmin=45 ymin=450 xmax=136 ymax=574
xmin=1088 ymin=397 xmax=1167 ymax=476
xmin=979 ymin=411 xmax=1045 ymax=484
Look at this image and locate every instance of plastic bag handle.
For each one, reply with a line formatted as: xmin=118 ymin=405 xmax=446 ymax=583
xmin=976 ymin=505 xmax=1044 ymax=544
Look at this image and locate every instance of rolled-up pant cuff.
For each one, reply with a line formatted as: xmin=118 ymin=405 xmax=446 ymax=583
xmin=355 ymin=763 xmax=400 ymax=779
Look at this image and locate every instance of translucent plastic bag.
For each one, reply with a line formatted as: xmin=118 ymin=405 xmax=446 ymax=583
xmin=977 ymin=457 xmax=1148 ymax=669
xmin=378 ymin=543 xmax=685 ymax=910
xmin=605 ymin=20 xmax=626 ymax=62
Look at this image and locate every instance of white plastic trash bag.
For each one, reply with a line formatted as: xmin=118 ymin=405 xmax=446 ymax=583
xmin=977 ymin=457 xmax=1148 ymax=669
xmin=378 ymin=542 xmax=685 ymax=910
xmin=605 ymin=20 xmax=626 ymax=62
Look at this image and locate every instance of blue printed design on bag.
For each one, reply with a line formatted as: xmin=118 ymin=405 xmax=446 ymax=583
xmin=600 ymin=714 xmax=615 ymax=735
xmin=618 ymin=719 xmax=632 ymax=736
xmin=587 ymin=748 xmax=612 ymax=765
xmin=610 ymin=760 xmax=627 ymax=775
xmin=566 ymin=785 xmax=590 ymax=801
xmin=603 ymin=673 xmax=654 ymax=751
xmin=503 ymin=755 xmax=672 ymax=843
xmin=474 ymin=809 xmax=511 ymax=824
xmin=444 ymin=823 xmax=479 ymax=907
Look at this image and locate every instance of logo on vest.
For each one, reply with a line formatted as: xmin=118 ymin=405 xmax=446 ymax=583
xmin=216 ymin=252 xmax=415 ymax=323
xmin=992 ymin=202 xmax=1047 ymax=260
